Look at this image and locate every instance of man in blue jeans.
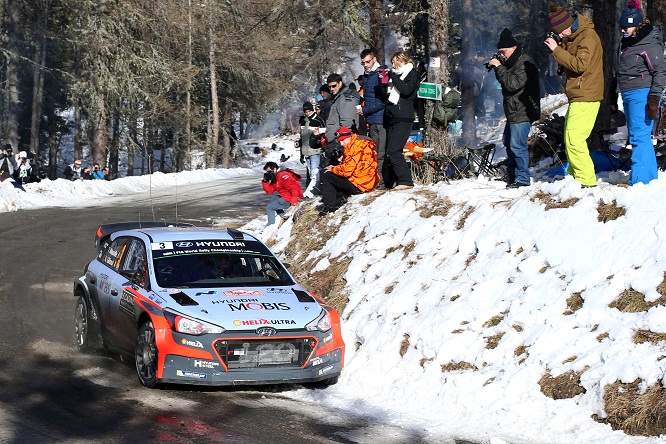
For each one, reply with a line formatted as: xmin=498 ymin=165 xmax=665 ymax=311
xmin=487 ymin=28 xmax=540 ymax=188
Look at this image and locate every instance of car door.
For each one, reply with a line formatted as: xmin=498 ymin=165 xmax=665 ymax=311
xmin=108 ymin=237 xmax=150 ymax=352
xmin=92 ymin=236 xmax=132 ymax=346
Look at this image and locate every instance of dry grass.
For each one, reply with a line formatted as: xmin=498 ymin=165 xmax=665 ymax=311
xmin=419 ymin=357 xmax=433 ymax=367
xmin=514 ymin=345 xmax=528 ymax=357
xmin=451 ymin=329 xmax=464 ymax=334
xmin=566 ymin=292 xmax=584 ymax=313
xmin=609 ymin=288 xmax=666 ymax=313
xmin=415 ymin=191 xmax=453 ymax=218
xmin=441 ymin=361 xmax=478 ymax=372
xmin=531 ymin=191 xmax=580 ymax=210
xmin=539 ymin=266 xmax=547 ymax=273
xmin=385 ymin=283 xmax=395 ymax=294
xmin=482 ymin=314 xmax=504 ymax=328
xmin=465 ymin=252 xmax=477 ymax=268
xmin=512 ymin=324 xmax=523 ymax=332
xmin=485 ymin=332 xmax=505 ymax=349
xmin=600 ymin=379 xmax=666 ymax=436
xmin=456 ymin=206 xmax=475 ymax=230
xmin=562 ymin=356 xmax=577 ymax=364
xmin=597 ymin=200 xmax=626 ymax=223
xmin=515 ymin=247 xmax=524 ymax=255
xmin=633 ymin=329 xmax=666 ymax=345
xmin=597 ymin=332 xmax=609 ymax=342
xmin=450 ymin=295 xmax=460 ymax=302
xmin=539 ymin=368 xmax=588 ymax=400
xmin=399 ymin=333 xmax=410 ymax=357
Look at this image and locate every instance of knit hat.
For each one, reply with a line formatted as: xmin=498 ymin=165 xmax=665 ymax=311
xmin=620 ymin=0 xmax=643 ymax=28
xmin=335 ymin=126 xmax=353 ymax=142
xmin=303 ymin=101 xmax=314 ymax=112
xmin=74 ymin=159 xmax=81 ymax=165
xmin=549 ymin=4 xmax=574 ymax=34
xmin=497 ymin=28 xmax=517 ymax=49
xmin=319 ymin=84 xmax=330 ymax=94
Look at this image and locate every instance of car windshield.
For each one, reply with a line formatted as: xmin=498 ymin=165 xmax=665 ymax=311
xmin=151 ymin=239 xmax=294 ymax=288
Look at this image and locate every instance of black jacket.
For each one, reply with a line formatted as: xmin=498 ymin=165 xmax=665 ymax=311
xmin=381 ymin=68 xmax=419 ymax=125
xmin=493 ymin=47 xmax=541 ymax=124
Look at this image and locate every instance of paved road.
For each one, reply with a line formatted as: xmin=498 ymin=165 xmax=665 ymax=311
xmin=0 ymin=174 xmax=482 ymax=444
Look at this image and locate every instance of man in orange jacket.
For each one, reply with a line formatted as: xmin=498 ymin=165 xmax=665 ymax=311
xmin=320 ymin=126 xmax=379 ymax=214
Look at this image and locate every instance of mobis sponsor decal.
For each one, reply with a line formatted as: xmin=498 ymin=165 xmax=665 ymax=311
xmin=232 ymin=318 xmax=296 ymax=326
xmin=228 ymin=302 xmax=291 ymax=311
xmin=222 ymin=289 xmax=265 ymax=297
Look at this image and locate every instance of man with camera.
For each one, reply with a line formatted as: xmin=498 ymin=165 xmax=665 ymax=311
xmin=319 ymin=127 xmax=379 ymax=215
xmin=544 ymin=3 xmax=604 ymax=187
xmin=324 ymin=73 xmax=362 ymax=143
xmin=0 ymin=144 xmax=17 ymax=182
xmin=487 ymin=28 xmax=540 ymax=188
xmin=261 ymin=161 xmax=304 ymax=226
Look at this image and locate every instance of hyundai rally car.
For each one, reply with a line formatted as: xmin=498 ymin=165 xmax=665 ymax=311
xmin=74 ymin=222 xmax=344 ymax=387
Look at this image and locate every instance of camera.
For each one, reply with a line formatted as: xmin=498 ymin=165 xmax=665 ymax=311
xmin=327 ymin=147 xmax=344 ymax=166
xmin=263 ymin=170 xmax=276 ymax=183
xmin=484 ymin=53 xmax=504 ymax=71
xmin=546 ymin=32 xmax=561 ymax=44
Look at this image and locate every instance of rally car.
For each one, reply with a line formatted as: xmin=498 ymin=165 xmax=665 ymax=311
xmin=74 ymin=222 xmax=344 ymax=387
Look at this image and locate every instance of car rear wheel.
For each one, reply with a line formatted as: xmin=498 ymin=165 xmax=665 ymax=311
xmin=135 ymin=321 xmax=159 ymax=387
xmin=75 ymin=296 xmax=91 ymax=352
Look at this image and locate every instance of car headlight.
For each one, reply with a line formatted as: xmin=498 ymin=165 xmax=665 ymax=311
xmin=306 ymin=309 xmax=332 ymax=332
xmin=164 ymin=310 xmax=225 ymax=335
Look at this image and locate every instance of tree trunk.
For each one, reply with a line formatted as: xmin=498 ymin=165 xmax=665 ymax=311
xmin=92 ymin=91 xmax=108 ymax=165
xmin=30 ymin=0 xmax=48 ymax=163
xmin=47 ymin=111 xmax=59 ymax=180
xmin=128 ymin=110 xmax=138 ymax=176
xmin=220 ymin=102 xmax=232 ymax=168
xmin=208 ymin=25 xmax=220 ymax=169
xmin=109 ymin=107 xmax=120 ymax=177
xmin=425 ymin=0 xmax=452 ymax=154
xmin=74 ymin=104 xmax=83 ymax=161
xmin=460 ymin=0 xmax=477 ymax=146
xmin=4 ymin=0 xmax=20 ymax=149
xmin=369 ymin=0 xmax=385 ymax=63
xmin=647 ymin=0 xmax=666 ymax=29
xmin=185 ymin=0 xmax=193 ymax=170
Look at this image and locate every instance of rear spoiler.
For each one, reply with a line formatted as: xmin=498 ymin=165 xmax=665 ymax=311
xmin=94 ymin=221 xmax=195 ymax=250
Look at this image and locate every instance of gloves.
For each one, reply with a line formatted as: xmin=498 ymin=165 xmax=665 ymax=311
xmin=647 ymin=94 xmax=661 ymax=120
xmin=300 ymin=155 xmax=305 ymax=164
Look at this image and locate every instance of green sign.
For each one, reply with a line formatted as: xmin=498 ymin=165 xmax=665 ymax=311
xmin=417 ymin=82 xmax=442 ymax=101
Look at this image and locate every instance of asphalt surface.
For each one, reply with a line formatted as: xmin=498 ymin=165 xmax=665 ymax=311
xmin=0 ymin=173 xmax=477 ymax=444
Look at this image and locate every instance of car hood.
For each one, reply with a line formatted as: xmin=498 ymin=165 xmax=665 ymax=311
xmin=159 ymin=286 xmax=323 ymax=330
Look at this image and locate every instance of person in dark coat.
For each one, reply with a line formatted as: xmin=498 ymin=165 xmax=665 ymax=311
xmin=358 ymin=48 xmax=388 ymax=187
xmin=378 ymin=50 xmax=419 ymax=190
xmin=615 ymin=0 xmax=666 ymax=186
xmin=488 ymin=28 xmax=541 ymax=188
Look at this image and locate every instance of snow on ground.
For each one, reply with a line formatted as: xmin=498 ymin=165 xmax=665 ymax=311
xmin=5 ymin=97 xmax=666 ymax=443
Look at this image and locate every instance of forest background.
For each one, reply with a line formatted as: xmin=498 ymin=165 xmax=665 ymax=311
xmin=0 ymin=0 xmax=665 ymax=179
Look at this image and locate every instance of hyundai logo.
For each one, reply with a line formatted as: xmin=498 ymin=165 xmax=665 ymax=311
xmin=175 ymin=242 xmax=193 ymax=247
xmin=256 ymin=327 xmax=277 ymax=337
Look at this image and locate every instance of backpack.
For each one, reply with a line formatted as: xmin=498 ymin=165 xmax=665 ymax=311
xmin=432 ymin=88 xmax=461 ymax=127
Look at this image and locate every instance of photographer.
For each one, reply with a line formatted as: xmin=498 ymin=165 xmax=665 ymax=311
xmin=261 ymin=161 xmax=303 ymax=226
xmin=92 ymin=163 xmax=105 ymax=179
xmin=0 ymin=144 xmax=17 ymax=181
xmin=14 ymin=151 xmax=36 ymax=185
xmin=319 ymin=127 xmax=379 ymax=215
xmin=487 ymin=28 xmax=540 ymax=188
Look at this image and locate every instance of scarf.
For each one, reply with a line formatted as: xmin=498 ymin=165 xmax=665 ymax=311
xmin=388 ymin=62 xmax=414 ymax=105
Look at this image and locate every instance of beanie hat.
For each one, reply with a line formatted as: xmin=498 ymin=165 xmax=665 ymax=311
xmin=335 ymin=126 xmax=353 ymax=142
xmin=497 ymin=28 xmax=517 ymax=49
xmin=620 ymin=0 xmax=643 ymax=28
xmin=549 ymin=4 xmax=574 ymax=34
xmin=319 ymin=84 xmax=330 ymax=93
xmin=303 ymin=101 xmax=314 ymax=112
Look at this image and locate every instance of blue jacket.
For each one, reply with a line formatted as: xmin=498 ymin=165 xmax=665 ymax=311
xmin=362 ymin=66 xmax=387 ymax=125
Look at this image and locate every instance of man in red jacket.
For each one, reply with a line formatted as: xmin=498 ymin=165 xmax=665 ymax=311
xmin=261 ymin=161 xmax=304 ymax=225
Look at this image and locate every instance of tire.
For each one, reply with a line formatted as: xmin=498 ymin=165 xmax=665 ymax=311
xmin=135 ymin=321 xmax=159 ymax=387
xmin=75 ymin=296 xmax=92 ymax=353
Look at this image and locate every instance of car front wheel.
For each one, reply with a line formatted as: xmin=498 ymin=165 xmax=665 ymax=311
xmin=135 ymin=321 xmax=159 ymax=387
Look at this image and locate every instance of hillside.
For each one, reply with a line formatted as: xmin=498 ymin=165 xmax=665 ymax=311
xmin=244 ymin=175 xmax=666 ymax=444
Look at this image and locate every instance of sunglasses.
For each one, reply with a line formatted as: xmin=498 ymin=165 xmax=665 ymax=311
xmin=328 ymin=83 xmax=340 ymax=89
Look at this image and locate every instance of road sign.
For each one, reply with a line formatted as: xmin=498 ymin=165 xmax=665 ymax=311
xmin=417 ymin=82 xmax=442 ymax=101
